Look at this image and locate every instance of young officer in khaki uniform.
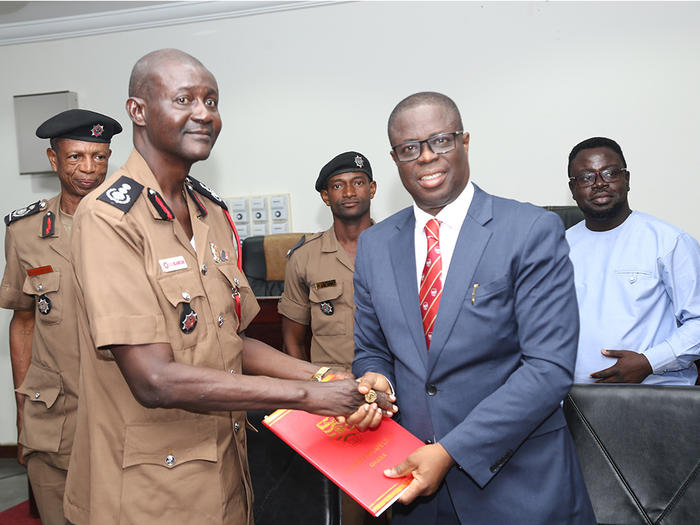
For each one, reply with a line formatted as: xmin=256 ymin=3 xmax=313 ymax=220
xmin=279 ymin=151 xmax=387 ymax=525
xmin=63 ymin=49 xmax=393 ymax=525
xmin=0 ymin=109 xmax=121 ymax=525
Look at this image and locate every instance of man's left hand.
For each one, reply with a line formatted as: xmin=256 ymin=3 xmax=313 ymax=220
xmin=591 ymin=349 xmax=653 ymax=383
xmin=384 ymin=443 xmax=455 ymax=504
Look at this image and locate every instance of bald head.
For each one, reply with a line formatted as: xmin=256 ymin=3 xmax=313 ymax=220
xmin=128 ymin=49 xmax=210 ymax=99
xmin=388 ymin=92 xmax=463 ymax=143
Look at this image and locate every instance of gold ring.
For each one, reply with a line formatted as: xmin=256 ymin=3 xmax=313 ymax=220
xmin=364 ymin=389 xmax=377 ymax=403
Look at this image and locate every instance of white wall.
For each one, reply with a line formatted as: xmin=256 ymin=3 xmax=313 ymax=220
xmin=1 ymin=1 xmax=699 ymax=443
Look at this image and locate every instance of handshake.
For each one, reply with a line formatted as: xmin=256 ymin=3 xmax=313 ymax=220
xmin=307 ymin=371 xmax=397 ymax=432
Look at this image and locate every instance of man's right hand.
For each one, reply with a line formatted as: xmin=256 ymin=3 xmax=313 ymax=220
xmin=306 ymin=378 xmax=395 ymax=420
xmin=343 ymin=372 xmax=396 ymax=431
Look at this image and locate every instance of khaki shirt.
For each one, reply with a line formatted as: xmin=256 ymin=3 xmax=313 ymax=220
xmin=278 ymin=226 xmax=356 ymax=368
xmin=64 ymin=150 xmax=259 ymax=525
xmin=0 ymin=195 xmax=78 ymax=469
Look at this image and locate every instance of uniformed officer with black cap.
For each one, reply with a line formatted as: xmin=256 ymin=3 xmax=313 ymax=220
xmin=0 ymin=108 xmax=121 ymax=525
xmin=279 ymin=151 xmax=385 ymax=524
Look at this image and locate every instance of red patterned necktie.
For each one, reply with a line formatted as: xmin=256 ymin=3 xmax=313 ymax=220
xmin=420 ymin=218 xmax=442 ymax=349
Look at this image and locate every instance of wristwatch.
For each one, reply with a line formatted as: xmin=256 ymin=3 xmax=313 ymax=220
xmin=310 ymin=366 xmax=331 ymax=382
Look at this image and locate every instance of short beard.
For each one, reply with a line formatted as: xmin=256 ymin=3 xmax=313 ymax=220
xmin=582 ymin=198 xmax=627 ymax=221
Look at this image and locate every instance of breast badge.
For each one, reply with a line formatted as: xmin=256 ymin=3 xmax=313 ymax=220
xmin=320 ymin=301 xmax=334 ymax=316
xmin=37 ymin=295 xmax=52 ymax=315
xmin=180 ymin=303 xmax=198 ymax=334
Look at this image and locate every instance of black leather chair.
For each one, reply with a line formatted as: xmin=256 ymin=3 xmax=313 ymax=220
xmin=545 ymin=205 xmax=584 ymax=229
xmin=564 ymin=385 xmax=699 ymax=525
xmin=247 ymin=410 xmax=341 ymax=525
xmin=242 ymin=233 xmax=309 ymax=297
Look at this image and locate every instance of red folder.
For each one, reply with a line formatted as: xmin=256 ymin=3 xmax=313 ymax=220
xmin=262 ymin=408 xmax=423 ymax=516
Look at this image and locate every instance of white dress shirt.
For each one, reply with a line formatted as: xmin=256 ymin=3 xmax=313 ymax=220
xmin=413 ymin=181 xmax=474 ymax=289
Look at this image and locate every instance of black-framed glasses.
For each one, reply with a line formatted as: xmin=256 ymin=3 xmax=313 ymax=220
xmin=569 ymin=167 xmax=628 ymax=188
xmin=391 ymin=131 xmax=463 ymax=162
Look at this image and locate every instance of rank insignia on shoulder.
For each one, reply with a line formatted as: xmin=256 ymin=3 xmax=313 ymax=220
xmin=41 ymin=211 xmax=55 ymax=238
xmin=147 ymin=188 xmax=174 ymax=220
xmin=4 ymin=200 xmax=46 ymax=226
xmin=320 ymin=301 xmax=334 ymax=316
xmin=97 ymin=176 xmax=144 ymax=213
xmin=286 ymin=235 xmax=306 ymax=258
xmin=315 ymin=280 xmax=336 ymax=290
xmin=185 ymin=176 xmax=227 ymax=210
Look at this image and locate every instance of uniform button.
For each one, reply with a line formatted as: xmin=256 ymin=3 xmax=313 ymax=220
xmin=34 ymin=392 xmax=40 ymax=399
xmin=234 ymin=421 xmax=240 ymax=433
xmin=424 ymin=439 xmax=433 ymax=445
xmin=182 ymin=291 xmax=191 ymax=301
xmin=629 ymin=275 xmax=637 ymax=284
xmin=426 ymin=384 xmax=437 ymax=396
xmin=218 ymin=315 xmax=224 ymax=327
xmin=230 ymin=369 xmax=235 ymax=374
xmin=201 ymin=264 xmax=207 ymax=275
xmin=36 ymin=284 xmax=43 ymax=292
xmin=165 ymin=454 xmax=176 ymax=467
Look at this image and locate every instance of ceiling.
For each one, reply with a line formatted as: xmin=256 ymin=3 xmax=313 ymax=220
xmin=0 ymin=1 xmax=332 ymax=45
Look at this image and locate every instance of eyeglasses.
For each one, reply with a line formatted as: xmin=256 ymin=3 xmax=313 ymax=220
xmin=569 ymin=167 xmax=628 ymax=188
xmin=391 ymin=131 xmax=463 ymax=162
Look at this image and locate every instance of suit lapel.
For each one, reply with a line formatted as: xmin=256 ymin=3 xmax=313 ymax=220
xmin=427 ymin=186 xmax=493 ymax=373
xmin=389 ymin=211 xmax=429 ymax=368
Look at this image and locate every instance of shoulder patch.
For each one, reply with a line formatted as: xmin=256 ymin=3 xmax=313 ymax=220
xmin=5 ymin=200 xmax=46 ymax=226
xmin=286 ymin=235 xmax=306 ymax=258
xmin=97 ymin=176 xmax=144 ymax=213
xmin=185 ymin=176 xmax=227 ymax=210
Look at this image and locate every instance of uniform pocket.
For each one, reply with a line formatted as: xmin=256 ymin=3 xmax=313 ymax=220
xmin=23 ymin=272 xmax=62 ymax=325
xmin=120 ymin=418 xmax=222 ymax=524
xmin=309 ymin=282 xmax=346 ymax=336
xmin=16 ymin=362 xmax=65 ymax=452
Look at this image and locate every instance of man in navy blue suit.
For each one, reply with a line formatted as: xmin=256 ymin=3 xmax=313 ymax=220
xmin=350 ymin=92 xmax=595 ymax=524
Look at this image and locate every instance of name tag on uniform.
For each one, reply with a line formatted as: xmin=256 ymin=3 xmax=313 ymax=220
xmin=159 ymin=256 xmax=188 ymax=273
xmin=315 ymin=279 xmax=336 ymax=290
xmin=27 ymin=265 xmax=53 ymax=276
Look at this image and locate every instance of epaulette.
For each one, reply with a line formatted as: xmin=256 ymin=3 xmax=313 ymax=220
xmin=286 ymin=232 xmax=322 ymax=258
xmin=97 ymin=176 xmax=144 ymax=213
xmin=4 ymin=200 xmax=47 ymax=226
xmin=185 ymin=176 xmax=228 ymax=210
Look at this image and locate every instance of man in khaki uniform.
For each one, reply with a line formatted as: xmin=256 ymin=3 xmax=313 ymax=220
xmin=64 ymin=49 xmax=392 ymax=525
xmin=279 ymin=151 xmax=385 ymax=524
xmin=0 ymin=109 xmax=121 ymax=525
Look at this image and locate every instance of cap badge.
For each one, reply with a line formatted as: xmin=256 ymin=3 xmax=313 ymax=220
xmin=106 ymin=183 xmax=132 ymax=205
xmin=354 ymin=155 xmax=364 ymax=168
xmin=90 ymin=124 xmax=104 ymax=137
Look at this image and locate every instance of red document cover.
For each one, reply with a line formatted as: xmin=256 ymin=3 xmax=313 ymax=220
xmin=262 ymin=408 xmax=423 ymax=516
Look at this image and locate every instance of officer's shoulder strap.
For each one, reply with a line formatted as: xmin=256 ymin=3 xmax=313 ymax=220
xmin=286 ymin=232 xmax=322 ymax=258
xmin=96 ymin=175 xmax=144 ymax=213
xmin=185 ymin=176 xmax=228 ymax=210
xmin=4 ymin=200 xmax=46 ymax=227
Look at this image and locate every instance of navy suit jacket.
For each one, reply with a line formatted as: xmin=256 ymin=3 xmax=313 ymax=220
xmin=353 ymin=185 xmax=594 ymax=524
